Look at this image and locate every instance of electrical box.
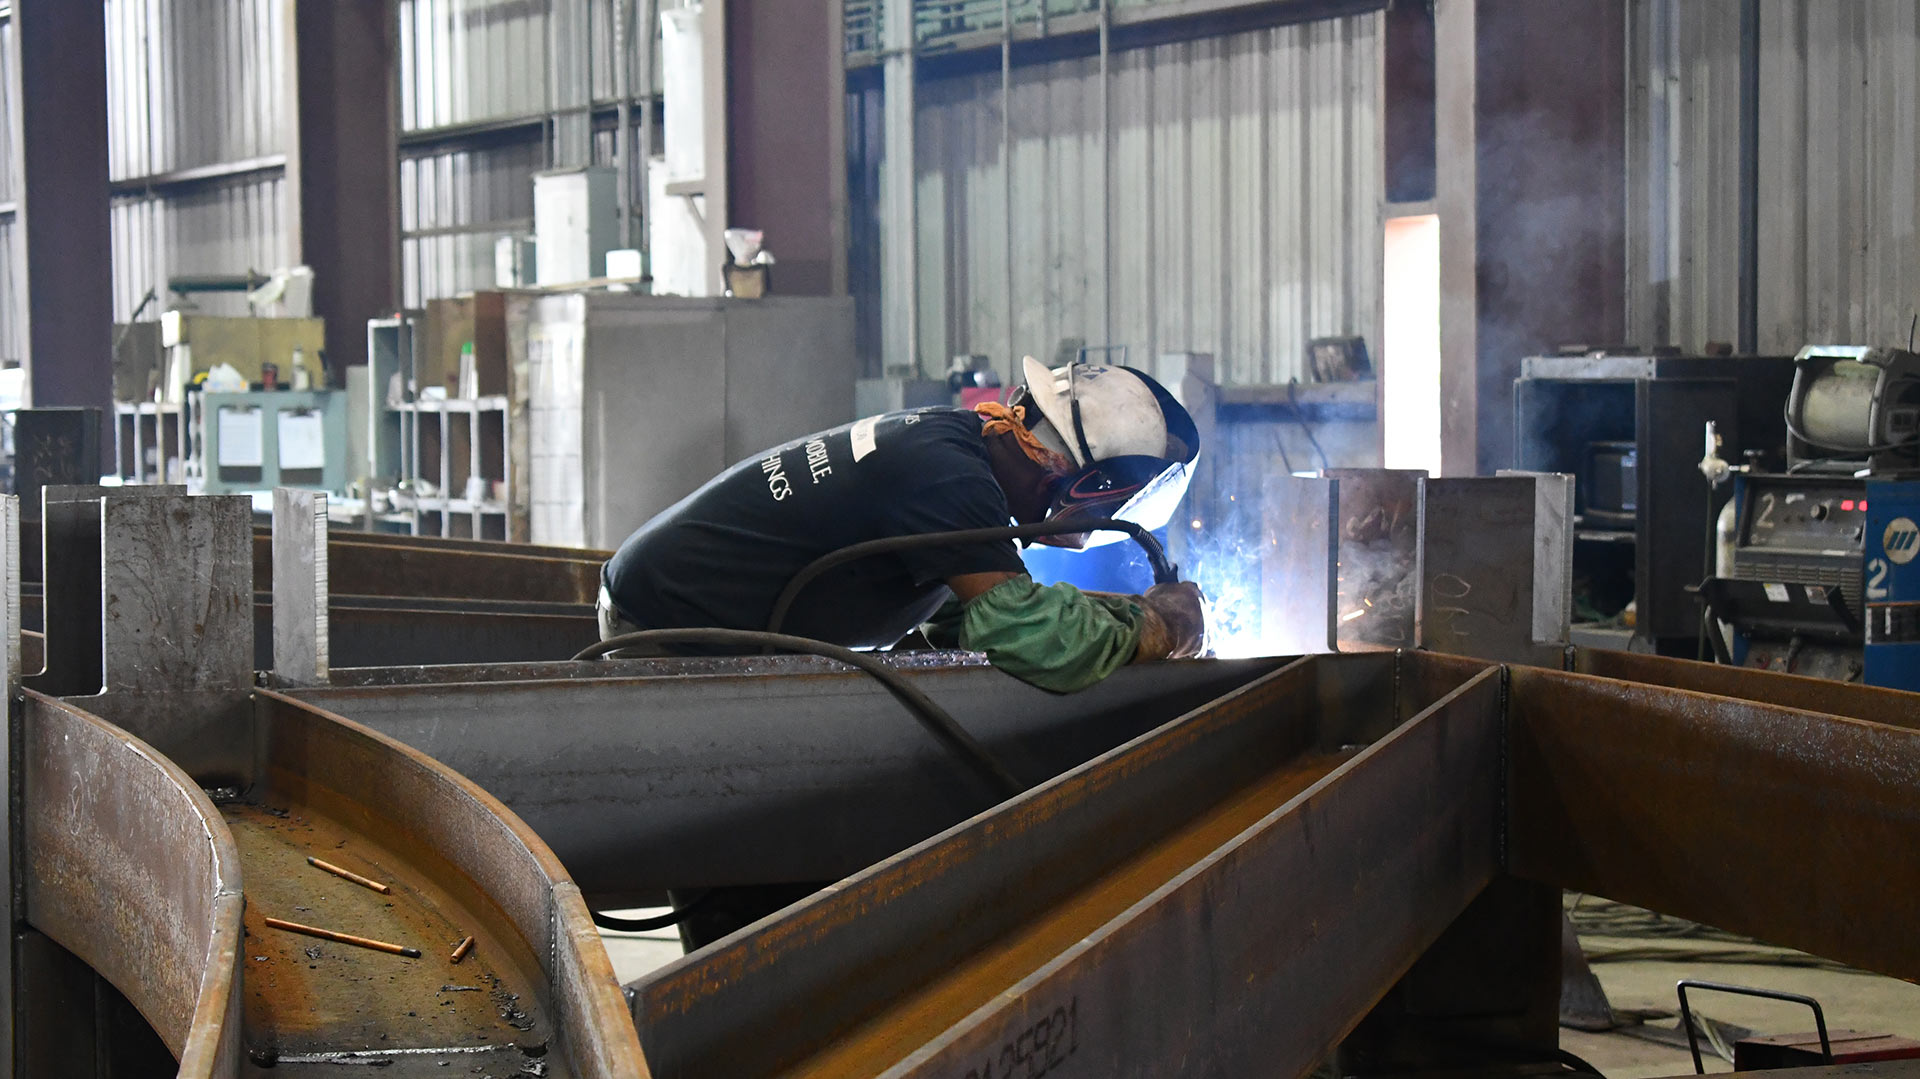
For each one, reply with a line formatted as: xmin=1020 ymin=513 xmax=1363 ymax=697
xmin=534 ymin=167 xmax=619 ymax=286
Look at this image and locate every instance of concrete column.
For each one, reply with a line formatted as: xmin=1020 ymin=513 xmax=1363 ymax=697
xmin=285 ymin=0 xmax=399 ymax=378
xmin=9 ymin=1 xmax=113 ymax=415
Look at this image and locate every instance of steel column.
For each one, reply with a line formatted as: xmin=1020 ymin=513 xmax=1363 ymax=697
xmin=7 ymin=0 xmax=112 ymax=415
xmin=285 ymin=0 xmax=399 ymax=377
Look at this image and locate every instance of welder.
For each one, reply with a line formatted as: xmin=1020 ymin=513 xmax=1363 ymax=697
xmin=597 ymin=356 xmax=1210 ymax=692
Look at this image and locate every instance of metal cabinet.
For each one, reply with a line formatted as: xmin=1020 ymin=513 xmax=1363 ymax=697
xmin=1514 ymin=352 xmax=1794 ymax=653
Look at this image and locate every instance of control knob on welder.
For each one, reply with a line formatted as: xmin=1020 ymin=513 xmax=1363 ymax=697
xmin=1812 ymin=502 xmax=1830 ymax=522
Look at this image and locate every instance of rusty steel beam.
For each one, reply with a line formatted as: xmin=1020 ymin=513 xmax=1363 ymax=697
xmin=1507 ymin=666 xmax=1920 ymax=982
xmin=19 ymin=690 xmax=245 ymax=1077
xmin=1572 ymin=648 xmax=1920 ymax=732
xmin=628 ymin=653 xmax=1507 ymax=1079
xmin=247 ymin=691 xmax=645 ymax=1075
xmin=250 ymin=532 xmax=604 ymax=604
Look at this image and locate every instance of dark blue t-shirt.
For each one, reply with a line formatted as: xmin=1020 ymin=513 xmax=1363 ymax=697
xmin=601 ymin=408 xmax=1027 ymax=649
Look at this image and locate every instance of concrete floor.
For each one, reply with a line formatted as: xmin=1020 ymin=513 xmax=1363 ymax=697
xmin=599 ymin=907 xmax=686 ymax=984
xmin=1563 ymin=934 xmax=1920 ymax=1077
xmin=601 ymin=904 xmax=1920 ymax=1078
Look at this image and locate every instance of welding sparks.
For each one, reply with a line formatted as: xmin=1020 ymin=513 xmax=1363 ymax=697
xmin=1339 ymin=609 xmax=1367 ymax=623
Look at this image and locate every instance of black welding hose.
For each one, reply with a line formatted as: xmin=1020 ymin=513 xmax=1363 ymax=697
xmin=572 ymin=627 xmax=1024 ymax=797
xmin=591 ymin=892 xmax=710 ymax=932
xmin=765 ymin=518 xmax=1177 ymax=637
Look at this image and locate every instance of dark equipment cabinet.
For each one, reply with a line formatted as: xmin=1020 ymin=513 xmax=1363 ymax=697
xmin=1514 ymin=352 xmax=1795 ymax=653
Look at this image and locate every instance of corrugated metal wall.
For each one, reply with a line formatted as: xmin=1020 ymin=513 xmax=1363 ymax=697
xmin=0 ymin=13 xmax=20 ymax=367
xmin=895 ymin=11 xmax=1382 ymax=387
xmin=1630 ymin=0 xmax=1920 ymax=354
xmin=397 ymin=0 xmax=662 ymax=305
xmin=399 ymin=0 xmax=553 ymax=130
xmin=104 ymin=0 xmax=288 ymax=321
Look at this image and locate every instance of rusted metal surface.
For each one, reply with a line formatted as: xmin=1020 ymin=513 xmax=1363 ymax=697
xmin=296 ymin=658 xmax=1290 ymax=900
xmin=1572 ymin=647 xmax=1920 ymax=731
xmin=629 ymin=652 xmax=1507 ymax=1079
xmin=248 ymin=690 xmax=646 ymax=1076
xmin=19 ymin=690 xmax=245 ymax=1077
xmin=1507 ymin=665 xmax=1920 ymax=981
xmin=250 ymin=532 xmax=605 ymax=605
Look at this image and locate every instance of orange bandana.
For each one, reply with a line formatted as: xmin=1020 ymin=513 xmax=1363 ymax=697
xmin=974 ymin=401 xmax=1072 ymax=475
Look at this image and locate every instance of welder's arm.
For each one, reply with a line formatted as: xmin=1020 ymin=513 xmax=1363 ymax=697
xmin=926 ymin=573 xmax=1206 ymax=693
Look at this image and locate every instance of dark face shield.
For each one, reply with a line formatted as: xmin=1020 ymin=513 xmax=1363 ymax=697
xmin=1032 ymin=452 xmax=1198 ymax=549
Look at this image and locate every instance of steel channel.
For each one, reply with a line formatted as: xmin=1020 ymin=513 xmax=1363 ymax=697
xmin=628 ymin=652 xmax=1505 ymax=1079
xmin=294 ymin=658 xmax=1292 ymax=899
xmin=1507 ymin=666 xmax=1920 ymax=981
xmin=252 ymin=691 xmax=645 ymax=1077
xmin=1571 ymin=648 xmax=1920 ymax=731
xmin=250 ymin=532 xmax=604 ymax=604
xmin=20 ymin=690 xmax=245 ymax=1077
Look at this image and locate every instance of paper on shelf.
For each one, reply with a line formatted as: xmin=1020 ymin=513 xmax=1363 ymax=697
xmin=278 ymin=410 xmax=327 ymax=470
xmin=216 ymin=407 xmax=264 ymax=467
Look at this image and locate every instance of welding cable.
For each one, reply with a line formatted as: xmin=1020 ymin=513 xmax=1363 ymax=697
xmin=765 ymin=518 xmax=1177 ymax=638
xmin=572 ymin=628 xmax=1024 ymax=797
xmin=591 ymin=892 xmax=712 ymax=933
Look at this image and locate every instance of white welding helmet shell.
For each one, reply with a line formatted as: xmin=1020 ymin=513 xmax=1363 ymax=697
xmin=1020 ymin=355 xmax=1169 ymax=468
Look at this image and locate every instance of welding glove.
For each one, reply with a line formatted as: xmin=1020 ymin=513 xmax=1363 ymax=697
xmin=1131 ymin=581 xmax=1210 ymax=662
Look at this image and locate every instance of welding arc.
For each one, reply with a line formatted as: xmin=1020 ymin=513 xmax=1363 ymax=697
xmin=573 ymin=629 xmax=1024 ymax=797
xmin=765 ymin=518 xmax=1178 ymax=637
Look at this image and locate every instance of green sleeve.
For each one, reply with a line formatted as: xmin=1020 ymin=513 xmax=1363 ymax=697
xmin=955 ymin=575 xmax=1145 ymax=693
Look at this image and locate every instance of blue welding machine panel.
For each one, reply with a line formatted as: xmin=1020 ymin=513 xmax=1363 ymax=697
xmin=1864 ymin=480 xmax=1920 ymax=691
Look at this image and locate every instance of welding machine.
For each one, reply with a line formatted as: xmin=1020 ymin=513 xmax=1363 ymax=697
xmin=1864 ymin=480 xmax=1920 ymax=690
xmin=1704 ymin=345 xmax=1920 ymax=683
xmin=1710 ymin=473 xmax=1867 ymax=680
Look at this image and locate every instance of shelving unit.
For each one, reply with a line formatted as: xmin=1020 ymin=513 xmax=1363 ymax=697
xmin=113 ymin=400 xmax=185 ymax=484
xmin=393 ymin=395 xmax=512 ymax=540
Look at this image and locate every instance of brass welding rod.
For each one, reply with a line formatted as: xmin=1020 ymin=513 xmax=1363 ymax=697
xmin=306 ymin=856 xmax=392 ymax=894
xmin=450 ymin=935 xmax=475 ymax=964
xmin=263 ymin=916 xmax=421 ymax=958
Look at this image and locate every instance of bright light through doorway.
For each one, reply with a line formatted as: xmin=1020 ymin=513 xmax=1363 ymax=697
xmin=1383 ymin=214 xmax=1441 ymax=475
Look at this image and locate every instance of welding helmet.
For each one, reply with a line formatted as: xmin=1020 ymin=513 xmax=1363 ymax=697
xmin=1016 ymin=356 xmax=1201 ymax=548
